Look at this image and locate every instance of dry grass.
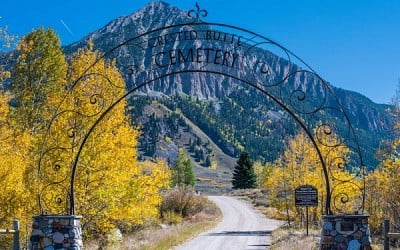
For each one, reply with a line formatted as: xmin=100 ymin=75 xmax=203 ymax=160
xmin=196 ymin=177 xmax=225 ymax=187
xmin=270 ymin=227 xmax=320 ymax=250
xmin=85 ymin=196 xmax=221 ymax=250
xmin=124 ymin=215 xmax=220 ymax=250
xmin=122 ymin=205 xmax=221 ymax=250
xmin=270 ymin=227 xmax=398 ymax=249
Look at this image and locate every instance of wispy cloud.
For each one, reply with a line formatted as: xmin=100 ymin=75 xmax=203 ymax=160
xmin=60 ymin=19 xmax=74 ymax=36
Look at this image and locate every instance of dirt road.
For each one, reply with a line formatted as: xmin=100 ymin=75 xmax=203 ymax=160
xmin=176 ymin=196 xmax=284 ymax=250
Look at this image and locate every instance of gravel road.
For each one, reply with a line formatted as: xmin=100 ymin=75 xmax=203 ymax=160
xmin=176 ymin=196 xmax=284 ymax=250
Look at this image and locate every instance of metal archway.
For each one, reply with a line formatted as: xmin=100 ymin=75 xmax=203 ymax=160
xmin=38 ymin=3 xmax=365 ymax=216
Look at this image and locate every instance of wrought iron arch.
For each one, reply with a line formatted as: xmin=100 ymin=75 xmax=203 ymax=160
xmin=38 ymin=4 xmax=366 ymax=216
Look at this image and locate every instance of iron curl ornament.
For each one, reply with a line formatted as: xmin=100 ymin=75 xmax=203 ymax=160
xmin=188 ymin=2 xmax=208 ymax=21
xmin=38 ymin=3 xmax=366 ymax=215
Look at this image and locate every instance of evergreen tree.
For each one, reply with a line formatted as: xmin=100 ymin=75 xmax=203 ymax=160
xmin=232 ymin=151 xmax=257 ymax=189
xmin=172 ymin=149 xmax=195 ymax=188
xmin=204 ymin=155 xmax=212 ymax=168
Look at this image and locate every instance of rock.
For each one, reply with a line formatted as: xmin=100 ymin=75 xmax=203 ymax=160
xmin=32 ymin=229 xmax=45 ymax=236
xmin=321 ymin=236 xmax=334 ymax=245
xmin=322 ymin=221 xmax=333 ymax=230
xmin=53 ymin=232 xmax=64 ymax=244
xmin=348 ymin=239 xmax=361 ymax=250
xmin=330 ymin=230 xmax=337 ymax=237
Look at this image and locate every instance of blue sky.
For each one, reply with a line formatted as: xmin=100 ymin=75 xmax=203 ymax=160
xmin=1 ymin=0 xmax=399 ymax=104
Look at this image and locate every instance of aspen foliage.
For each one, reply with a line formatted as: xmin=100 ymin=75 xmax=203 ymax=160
xmin=0 ymin=29 xmax=66 ymax=242
xmin=10 ymin=27 xmax=67 ymax=133
xmin=254 ymin=161 xmax=272 ymax=188
xmin=56 ymin=45 xmax=171 ymax=234
xmin=0 ymin=22 xmax=28 ymax=240
xmin=0 ymin=20 xmax=15 ymax=82
xmin=365 ymin=89 xmax=400 ymax=231
xmin=0 ymin=91 xmax=31 ymax=233
xmin=264 ymin=129 xmax=359 ymax=223
xmin=171 ymin=148 xmax=195 ymax=188
xmin=1 ymin=27 xmax=171 ymax=241
xmin=8 ymin=28 xmax=68 ymax=232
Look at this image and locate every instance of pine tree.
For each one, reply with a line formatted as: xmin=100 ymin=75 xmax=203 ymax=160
xmin=172 ymin=149 xmax=195 ymax=188
xmin=232 ymin=151 xmax=257 ymax=189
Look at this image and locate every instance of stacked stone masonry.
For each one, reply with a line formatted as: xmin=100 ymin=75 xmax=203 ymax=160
xmin=320 ymin=214 xmax=372 ymax=250
xmin=29 ymin=215 xmax=83 ymax=250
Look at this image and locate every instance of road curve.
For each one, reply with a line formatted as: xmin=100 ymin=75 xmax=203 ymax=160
xmin=175 ymin=196 xmax=284 ymax=250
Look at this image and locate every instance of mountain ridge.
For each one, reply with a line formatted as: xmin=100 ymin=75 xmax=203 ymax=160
xmin=1 ymin=1 xmax=393 ymax=170
xmin=64 ymin=1 xmax=393 ymax=169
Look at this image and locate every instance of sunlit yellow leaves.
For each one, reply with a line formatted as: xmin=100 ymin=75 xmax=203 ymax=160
xmin=56 ymin=46 xmax=171 ymax=234
xmin=10 ymin=27 xmax=67 ymax=133
xmin=0 ymin=91 xmax=31 ymax=237
xmin=0 ymin=24 xmax=15 ymax=82
xmin=366 ymin=147 xmax=400 ymax=230
xmin=264 ymin=129 xmax=359 ymax=222
xmin=363 ymin=93 xmax=400 ymax=231
xmin=0 ymin=26 xmax=172 ymax=241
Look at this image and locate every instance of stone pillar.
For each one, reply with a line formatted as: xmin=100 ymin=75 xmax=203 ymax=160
xmin=29 ymin=215 xmax=83 ymax=250
xmin=320 ymin=214 xmax=372 ymax=250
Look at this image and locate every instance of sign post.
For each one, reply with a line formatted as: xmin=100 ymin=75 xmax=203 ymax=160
xmin=295 ymin=185 xmax=318 ymax=236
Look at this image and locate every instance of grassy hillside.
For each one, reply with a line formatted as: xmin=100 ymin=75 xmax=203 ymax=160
xmin=128 ymin=94 xmax=236 ymax=194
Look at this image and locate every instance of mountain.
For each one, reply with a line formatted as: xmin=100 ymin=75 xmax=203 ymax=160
xmin=62 ymin=1 xmax=393 ymax=171
xmin=5 ymin=2 xmax=395 ymax=178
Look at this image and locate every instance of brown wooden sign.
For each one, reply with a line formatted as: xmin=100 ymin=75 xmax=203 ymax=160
xmin=295 ymin=185 xmax=318 ymax=207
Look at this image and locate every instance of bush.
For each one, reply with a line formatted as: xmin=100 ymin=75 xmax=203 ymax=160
xmin=160 ymin=187 xmax=207 ymax=219
xmin=162 ymin=211 xmax=183 ymax=225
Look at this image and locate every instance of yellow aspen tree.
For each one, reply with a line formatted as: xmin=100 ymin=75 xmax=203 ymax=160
xmin=364 ymin=170 xmax=387 ymax=230
xmin=0 ymin=28 xmax=67 ymax=241
xmin=366 ymin=143 xmax=400 ymax=230
xmin=265 ymin=129 xmax=358 ymax=223
xmin=0 ymin=22 xmax=15 ymax=82
xmin=264 ymin=160 xmax=293 ymax=221
xmin=10 ymin=27 xmax=67 ymax=133
xmin=8 ymin=28 xmax=68 ymax=221
xmin=54 ymin=45 xmax=171 ymax=235
xmin=253 ymin=161 xmax=265 ymax=188
xmin=0 ymin=91 xmax=31 ymax=238
xmin=365 ymin=87 xmax=400 ymax=231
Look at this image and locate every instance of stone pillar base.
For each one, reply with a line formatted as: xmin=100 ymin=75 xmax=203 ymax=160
xmin=320 ymin=214 xmax=372 ymax=250
xmin=29 ymin=215 xmax=83 ymax=250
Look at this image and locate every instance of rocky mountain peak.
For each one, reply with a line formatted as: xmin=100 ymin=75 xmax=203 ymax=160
xmin=60 ymin=1 xmax=393 ymax=169
xmin=66 ymin=1 xmax=189 ymax=52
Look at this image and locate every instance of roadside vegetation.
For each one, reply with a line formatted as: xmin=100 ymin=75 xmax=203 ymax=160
xmin=0 ymin=26 xmax=209 ymax=248
xmin=85 ymin=187 xmax=221 ymax=249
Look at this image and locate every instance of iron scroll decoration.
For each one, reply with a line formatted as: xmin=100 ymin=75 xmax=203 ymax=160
xmin=38 ymin=3 xmax=366 ymax=215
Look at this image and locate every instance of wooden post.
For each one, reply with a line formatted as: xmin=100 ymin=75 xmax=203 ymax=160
xmin=384 ymin=219 xmax=390 ymax=250
xmin=13 ymin=219 xmax=19 ymax=250
xmin=306 ymin=206 xmax=309 ymax=236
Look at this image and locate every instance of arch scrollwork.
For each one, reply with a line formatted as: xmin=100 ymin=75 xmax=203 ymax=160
xmin=38 ymin=3 xmax=365 ymax=215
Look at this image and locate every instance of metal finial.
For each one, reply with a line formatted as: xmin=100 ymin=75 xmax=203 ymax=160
xmin=188 ymin=2 xmax=208 ymax=20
